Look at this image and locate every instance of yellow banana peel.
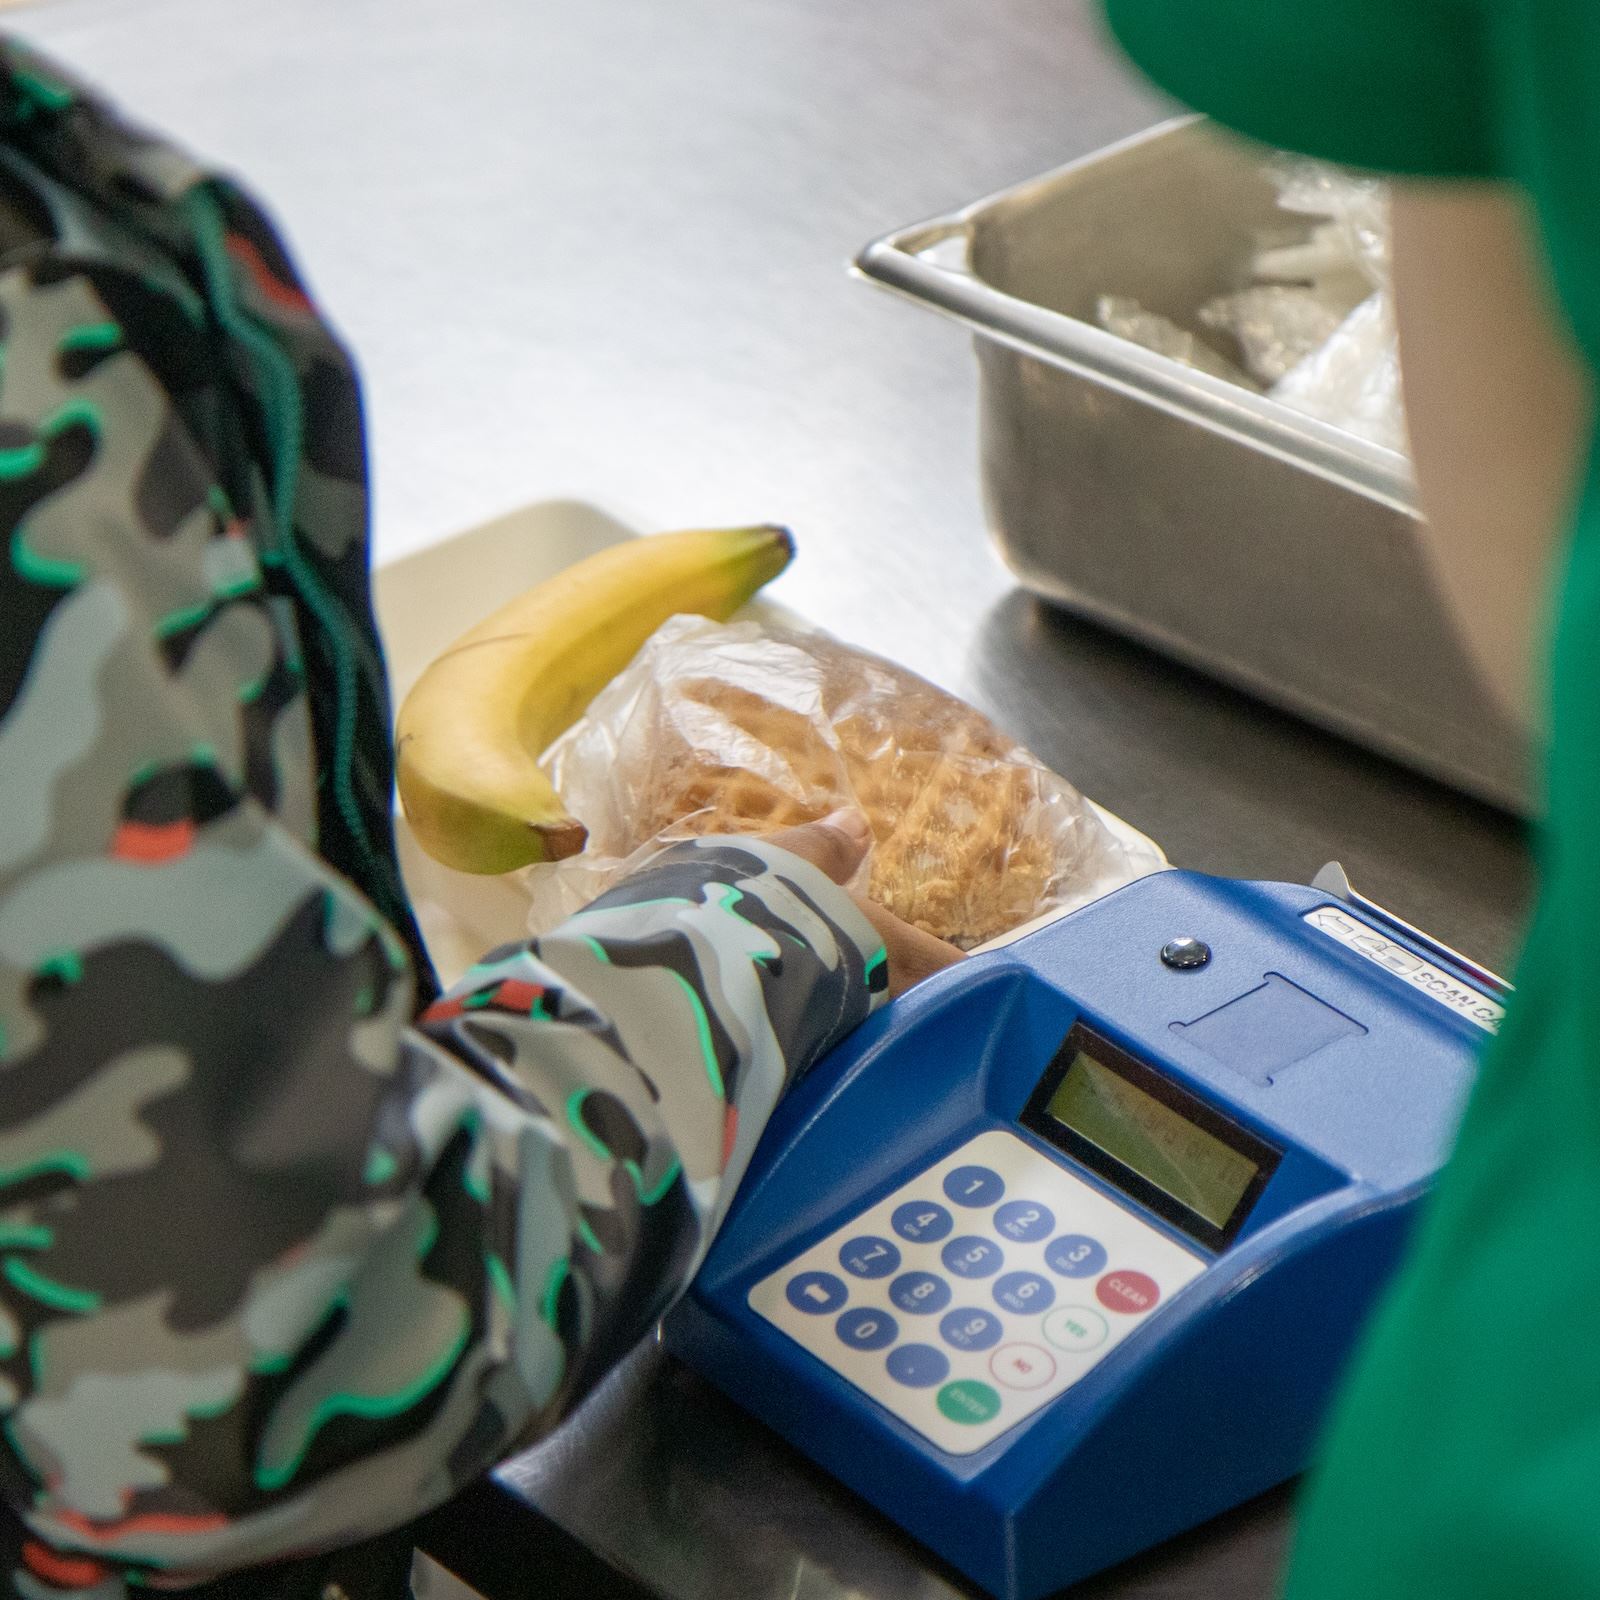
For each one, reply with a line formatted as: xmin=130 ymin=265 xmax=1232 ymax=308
xmin=396 ymin=524 xmax=794 ymax=874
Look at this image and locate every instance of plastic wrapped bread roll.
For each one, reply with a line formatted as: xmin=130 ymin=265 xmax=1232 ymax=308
xmin=521 ymin=615 xmax=1163 ymax=949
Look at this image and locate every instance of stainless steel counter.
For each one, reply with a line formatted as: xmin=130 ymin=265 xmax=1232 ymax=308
xmin=23 ymin=1 xmax=1531 ymax=1596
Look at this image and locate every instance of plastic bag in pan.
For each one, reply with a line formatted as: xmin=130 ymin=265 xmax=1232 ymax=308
xmin=519 ymin=614 xmax=1164 ymax=950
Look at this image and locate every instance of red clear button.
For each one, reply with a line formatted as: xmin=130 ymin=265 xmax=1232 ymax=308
xmin=1096 ymin=1270 xmax=1160 ymax=1314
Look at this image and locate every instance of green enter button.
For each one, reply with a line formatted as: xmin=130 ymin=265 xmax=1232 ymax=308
xmin=938 ymin=1379 xmax=1001 ymax=1425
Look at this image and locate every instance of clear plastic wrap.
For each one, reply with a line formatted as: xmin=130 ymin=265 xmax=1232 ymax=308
xmin=519 ymin=615 xmax=1165 ymax=949
xmin=1096 ymin=158 xmax=1407 ymax=452
xmin=1096 ymin=296 xmax=1259 ymax=389
xmin=1199 ymin=285 xmax=1355 ymax=386
xmin=1266 ymin=160 xmax=1389 ymax=287
xmin=1271 ymin=293 xmax=1404 ymax=453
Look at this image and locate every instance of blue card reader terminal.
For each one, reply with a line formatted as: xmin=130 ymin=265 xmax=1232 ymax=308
xmin=665 ymin=863 xmax=1503 ymax=1599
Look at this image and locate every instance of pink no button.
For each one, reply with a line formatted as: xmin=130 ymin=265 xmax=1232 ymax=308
xmin=1096 ymin=1270 xmax=1160 ymax=1315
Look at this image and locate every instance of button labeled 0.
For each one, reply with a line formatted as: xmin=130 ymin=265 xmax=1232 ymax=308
xmin=836 ymin=1307 xmax=898 ymax=1351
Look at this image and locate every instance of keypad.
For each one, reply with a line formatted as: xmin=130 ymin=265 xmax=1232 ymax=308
xmin=751 ymin=1130 xmax=1206 ymax=1456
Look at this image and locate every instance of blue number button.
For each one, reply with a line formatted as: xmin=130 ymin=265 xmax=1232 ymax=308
xmin=941 ymin=1236 xmax=1004 ymax=1279
xmin=889 ymin=1271 xmax=953 ymax=1315
xmin=1045 ymin=1234 xmax=1108 ymax=1279
xmin=836 ymin=1307 xmax=899 ymax=1351
xmin=839 ymin=1236 xmax=901 ymax=1279
xmin=786 ymin=1271 xmax=848 ymax=1314
xmin=940 ymin=1308 xmax=1004 ymax=1353
xmin=994 ymin=1201 xmax=1056 ymax=1243
xmin=887 ymin=1343 xmax=950 ymax=1389
xmin=943 ymin=1165 xmax=1005 ymax=1208
xmin=993 ymin=1271 xmax=1055 ymax=1315
xmin=892 ymin=1201 xmax=953 ymax=1244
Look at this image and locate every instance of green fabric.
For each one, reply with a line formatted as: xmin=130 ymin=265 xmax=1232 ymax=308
xmin=1106 ymin=0 xmax=1500 ymax=178
xmin=1103 ymin=4 xmax=1600 ymax=1596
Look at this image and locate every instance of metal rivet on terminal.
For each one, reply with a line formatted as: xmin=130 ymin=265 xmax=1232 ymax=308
xmin=1160 ymin=937 xmax=1211 ymax=971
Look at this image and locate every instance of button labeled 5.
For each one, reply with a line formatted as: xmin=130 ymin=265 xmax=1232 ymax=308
xmin=942 ymin=1236 xmax=1003 ymax=1279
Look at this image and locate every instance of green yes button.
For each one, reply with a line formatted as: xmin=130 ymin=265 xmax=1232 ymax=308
xmin=938 ymin=1379 xmax=1001 ymax=1426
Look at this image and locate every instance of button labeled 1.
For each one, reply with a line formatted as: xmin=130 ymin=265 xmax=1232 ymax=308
xmin=943 ymin=1165 xmax=1005 ymax=1208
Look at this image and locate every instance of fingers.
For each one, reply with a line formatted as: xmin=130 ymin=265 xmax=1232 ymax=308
xmin=761 ymin=814 xmax=965 ymax=997
xmin=765 ymin=808 xmax=873 ymax=887
xmin=850 ymin=895 xmax=967 ymax=999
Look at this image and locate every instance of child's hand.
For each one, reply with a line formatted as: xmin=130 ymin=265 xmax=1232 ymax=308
xmin=767 ymin=811 xmax=966 ymax=999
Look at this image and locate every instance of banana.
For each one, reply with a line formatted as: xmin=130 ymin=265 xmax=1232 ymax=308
xmin=396 ymin=524 xmax=795 ymax=874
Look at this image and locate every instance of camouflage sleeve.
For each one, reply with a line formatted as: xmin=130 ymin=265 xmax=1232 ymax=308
xmin=419 ymin=836 xmax=888 ymax=1409
xmin=0 ymin=254 xmax=887 ymax=1589
xmin=3 ymin=836 xmax=884 ymax=1591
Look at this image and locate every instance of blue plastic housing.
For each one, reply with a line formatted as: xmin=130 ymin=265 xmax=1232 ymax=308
xmin=665 ymin=872 xmax=1485 ymax=1599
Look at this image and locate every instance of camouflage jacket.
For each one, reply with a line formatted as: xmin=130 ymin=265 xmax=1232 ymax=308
xmin=0 ymin=39 xmax=886 ymax=1599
